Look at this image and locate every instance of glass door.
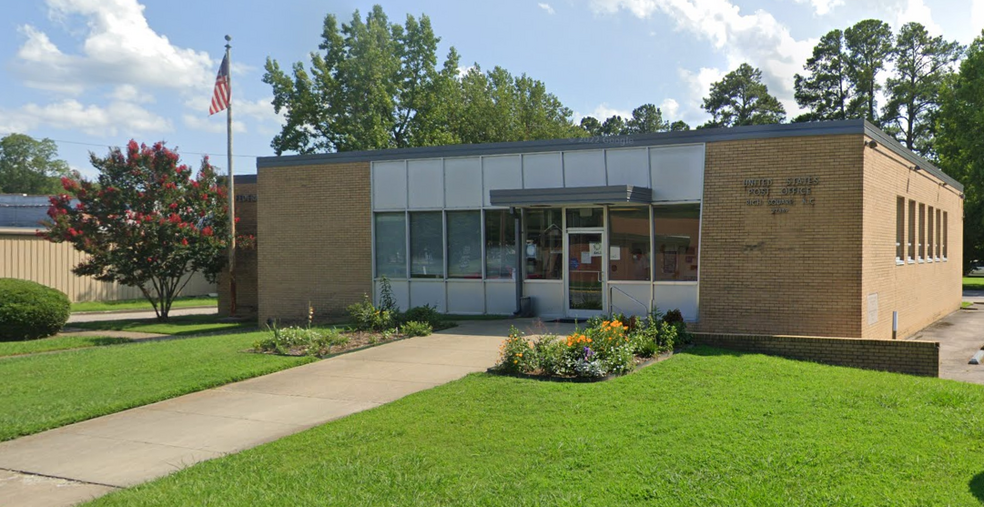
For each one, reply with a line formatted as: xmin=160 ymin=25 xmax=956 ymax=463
xmin=566 ymin=231 xmax=605 ymax=318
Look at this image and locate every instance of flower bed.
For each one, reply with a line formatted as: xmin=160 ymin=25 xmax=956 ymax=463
xmin=491 ymin=310 xmax=690 ymax=380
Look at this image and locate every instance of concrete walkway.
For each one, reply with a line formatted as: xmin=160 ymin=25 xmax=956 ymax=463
xmin=67 ymin=307 xmax=217 ymax=324
xmin=0 ymin=319 xmax=572 ymax=507
xmin=908 ymin=301 xmax=984 ymax=385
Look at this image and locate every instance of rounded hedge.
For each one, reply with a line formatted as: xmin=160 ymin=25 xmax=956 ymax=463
xmin=0 ymin=278 xmax=71 ymax=341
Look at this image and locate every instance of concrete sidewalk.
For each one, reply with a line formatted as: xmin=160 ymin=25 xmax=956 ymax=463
xmin=908 ymin=302 xmax=984 ymax=385
xmin=67 ymin=307 xmax=217 ymax=324
xmin=0 ymin=319 xmax=572 ymax=507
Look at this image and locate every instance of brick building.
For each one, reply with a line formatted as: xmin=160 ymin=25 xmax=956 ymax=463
xmin=229 ymin=119 xmax=963 ymax=340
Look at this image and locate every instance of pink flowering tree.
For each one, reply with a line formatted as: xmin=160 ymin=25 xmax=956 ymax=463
xmin=40 ymin=141 xmax=236 ymax=321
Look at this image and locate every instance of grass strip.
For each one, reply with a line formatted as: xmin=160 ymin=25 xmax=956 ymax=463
xmin=90 ymin=347 xmax=984 ymax=506
xmin=0 ymin=331 xmax=312 ymax=441
xmin=70 ymin=314 xmax=256 ymax=336
xmin=0 ymin=336 xmax=131 ymax=358
xmin=71 ymin=296 xmax=216 ymax=313
xmin=964 ymin=276 xmax=984 ymax=291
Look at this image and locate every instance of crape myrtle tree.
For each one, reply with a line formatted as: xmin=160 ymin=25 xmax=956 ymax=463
xmin=40 ymin=141 xmax=237 ymax=321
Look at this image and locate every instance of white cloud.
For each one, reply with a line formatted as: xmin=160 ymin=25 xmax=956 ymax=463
xmin=182 ymin=114 xmax=247 ymax=134
xmin=590 ymin=0 xmax=815 ymax=118
xmin=1 ymin=99 xmax=172 ymax=136
xmin=13 ymin=0 xmax=213 ymax=95
xmin=678 ymin=66 xmax=725 ymax=111
xmin=973 ymin=0 xmax=984 ymax=38
xmin=659 ymin=98 xmax=680 ymax=119
xmin=895 ymin=0 xmax=941 ymax=35
xmin=589 ymin=103 xmax=633 ymax=120
xmin=538 ymin=3 xmax=556 ymax=14
xmin=793 ymin=0 xmax=844 ymax=16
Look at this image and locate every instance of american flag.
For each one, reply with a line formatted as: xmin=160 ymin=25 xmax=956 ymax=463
xmin=209 ymin=53 xmax=230 ymax=115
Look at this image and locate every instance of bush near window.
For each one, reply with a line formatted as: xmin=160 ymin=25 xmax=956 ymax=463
xmin=0 ymin=279 xmax=70 ymax=341
xmin=347 ymin=295 xmax=395 ymax=332
xmin=493 ymin=309 xmax=689 ymax=379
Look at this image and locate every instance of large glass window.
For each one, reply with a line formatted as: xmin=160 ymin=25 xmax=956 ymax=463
xmin=918 ymin=203 xmax=926 ymax=261
xmin=928 ymin=206 xmax=935 ymax=261
xmin=447 ymin=211 xmax=482 ymax=278
xmin=654 ymin=204 xmax=700 ymax=282
xmin=936 ymin=209 xmax=942 ymax=259
xmin=524 ymin=209 xmax=563 ymax=280
xmin=609 ymin=207 xmax=651 ymax=281
xmin=943 ymin=212 xmax=948 ymax=259
xmin=485 ymin=210 xmax=517 ymax=279
xmin=908 ymin=200 xmax=916 ymax=262
xmin=374 ymin=213 xmax=407 ymax=278
xmin=565 ymin=207 xmax=604 ymax=228
xmin=896 ymin=197 xmax=905 ymax=263
xmin=410 ymin=212 xmax=444 ymax=278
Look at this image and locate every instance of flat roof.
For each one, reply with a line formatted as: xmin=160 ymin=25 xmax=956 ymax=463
xmin=257 ymin=119 xmax=963 ymax=191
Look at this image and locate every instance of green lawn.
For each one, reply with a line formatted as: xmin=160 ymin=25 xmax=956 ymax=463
xmin=89 ymin=348 xmax=984 ymax=506
xmin=0 ymin=335 xmax=131 ymax=357
xmin=0 ymin=331 xmax=313 ymax=441
xmin=965 ymin=276 xmax=984 ymax=290
xmin=70 ymin=314 xmax=256 ymax=335
xmin=71 ymin=296 xmax=216 ymax=313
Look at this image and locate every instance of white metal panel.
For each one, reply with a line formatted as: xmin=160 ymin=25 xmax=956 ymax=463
xmin=409 ymin=280 xmax=446 ymax=312
xmin=524 ymin=281 xmax=564 ymax=319
xmin=372 ymin=161 xmax=407 ymax=210
xmin=563 ymin=150 xmax=605 ymax=188
xmin=607 ymin=283 xmax=652 ymax=317
xmin=447 ymin=281 xmax=485 ymax=314
xmin=375 ymin=279 xmax=410 ymax=312
xmin=653 ymin=283 xmax=698 ymax=321
xmin=606 ymin=148 xmax=650 ymax=188
xmin=650 ymin=145 xmax=705 ymax=201
xmin=483 ymin=155 xmax=523 ymax=207
xmin=522 ymin=153 xmax=563 ymax=189
xmin=408 ymin=159 xmax=444 ymax=209
xmin=444 ymin=157 xmax=483 ymax=208
xmin=485 ymin=281 xmax=516 ymax=315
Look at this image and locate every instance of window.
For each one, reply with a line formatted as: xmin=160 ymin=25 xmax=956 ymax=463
xmin=374 ymin=213 xmax=406 ymax=278
xmin=943 ymin=212 xmax=948 ymax=259
xmin=609 ymin=207 xmax=651 ymax=281
xmin=447 ymin=211 xmax=481 ymax=278
xmin=927 ymin=206 xmax=934 ymax=262
xmin=936 ymin=209 xmax=942 ymax=259
xmin=565 ymin=207 xmax=604 ymax=228
xmin=485 ymin=210 xmax=516 ymax=279
xmin=896 ymin=197 xmax=905 ymax=263
xmin=524 ymin=209 xmax=562 ymax=280
xmin=907 ymin=200 xmax=916 ymax=262
xmin=410 ymin=212 xmax=444 ymax=278
xmin=918 ymin=203 xmax=925 ymax=262
xmin=653 ymin=204 xmax=700 ymax=282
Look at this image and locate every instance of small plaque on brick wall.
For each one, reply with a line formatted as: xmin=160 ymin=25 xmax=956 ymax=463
xmin=867 ymin=293 xmax=879 ymax=325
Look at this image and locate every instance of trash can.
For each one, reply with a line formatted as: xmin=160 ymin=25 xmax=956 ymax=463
xmin=519 ymin=296 xmax=534 ymax=317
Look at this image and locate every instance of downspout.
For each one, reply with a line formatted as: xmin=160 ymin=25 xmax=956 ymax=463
xmin=512 ymin=207 xmax=523 ymax=315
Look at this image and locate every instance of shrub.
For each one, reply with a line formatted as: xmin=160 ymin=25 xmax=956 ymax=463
xmin=400 ymin=304 xmax=454 ymax=330
xmin=254 ymin=324 xmax=349 ymax=357
xmin=347 ymin=295 xmax=394 ymax=331
xmin=401 ymin=320 xmax=433 ymax=337
xmin=495 ymin=326 xmax=535 ymax=374
xmin=663 ymin=309 xmax=684 ymax=325
xmin=532 ymin=335 xmax=564 ymax=376
xmin=377 ymin=276 xmax=400 ymax=314
xmin=0 ymin=278 xmax=70 ymax=341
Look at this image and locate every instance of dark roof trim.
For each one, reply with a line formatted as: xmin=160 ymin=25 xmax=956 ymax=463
xmin=490 ymin=185 xmax=653 ymax=207
xmin=257 ymin=120 xmax=868 ymax=168
xmin=862 ymin=120 xmax=962 ymax=191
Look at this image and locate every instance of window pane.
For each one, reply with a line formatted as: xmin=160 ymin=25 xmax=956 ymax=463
xmin=485 ymin=210 xmax=517 ymax=279
xmin=896 ymin=197 xmax=905 ymax=262
xmin=447 ymin=211 xmax=482 ymax=278
xmin=928 ymin=206 xmax=934 ymax=259
xmin=654 ymin=204 xmax=700 ymax=282
xmin=565 ymin=207 xmax=604 ymax=228
xmin=374 ymin=213 xmax=406 ymax=278
xmin=936 ymin=209 xmax=942 ymax=258
xmin=524 ymin=209 xmax=563 ymax=280
xmin=609 ymin=207 xmax=651 ymax=281
xmin=908 ymin=200 xmax=916 ymax=261
xmin=410 ymin=212 xmax=444 ymax=278
xmin=918 ymin=203 xmax=925 ymax=260
xmin=943 ymin=212 xmax=948 ymax=258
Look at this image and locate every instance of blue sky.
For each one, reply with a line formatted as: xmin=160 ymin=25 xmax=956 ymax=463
xmin=1 ymin=0 xmax=981 ymax=179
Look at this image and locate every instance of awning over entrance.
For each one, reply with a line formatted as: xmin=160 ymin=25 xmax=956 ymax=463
xmin=489 ymin=185 xmax=653 ymax=207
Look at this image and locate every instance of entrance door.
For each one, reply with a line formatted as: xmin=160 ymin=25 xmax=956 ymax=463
xmin=566 ymin=231 xmax=605 ymax=318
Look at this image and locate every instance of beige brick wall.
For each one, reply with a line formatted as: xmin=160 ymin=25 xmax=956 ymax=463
xmin=693 ymin=332 xmax=939 ymax=377
xmin=218 ymin=182 xmax=258 ymax=317
xmin=256 ymin=162 xmax=372 ymax=324
xmin=698 ymin=134 xmax=865 ymax=337
xmin=860 ymin=137 xmax=963 ymax=339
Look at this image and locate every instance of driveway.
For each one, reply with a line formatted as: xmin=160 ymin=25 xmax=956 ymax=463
xmin=908 ymin=300 xmax=984 ymax=385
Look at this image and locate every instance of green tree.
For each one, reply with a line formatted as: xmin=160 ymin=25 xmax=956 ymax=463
xmin=701 ymin=63 xmax=785 ymax=128
xmin=0 ymin=134 xmax=71 ymax=195
xmin=882 ymin=22 xmax=963 ymax=157
xmin=794 ymin=29 xmax=851 ymax=122
xmin=40 ymin=141 xmax=232 ymax=321
xmin=601 ymin=115 xmax=628 ymax=136
xmin=844 ymin=19 xmax=894 ymax=125
xmin=937 ymin=32 xmax=984 ymax=273
xmin=626 ymin=104 xmax=670 ymax=134
xmin=580 ymin=116 xmax=602 ymax=136
xmin=669 ymin=120 xmax=691 ymax=131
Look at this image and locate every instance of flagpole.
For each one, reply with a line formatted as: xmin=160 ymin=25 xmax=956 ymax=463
xmin=225 ymin=34 xmax=236 ymax=316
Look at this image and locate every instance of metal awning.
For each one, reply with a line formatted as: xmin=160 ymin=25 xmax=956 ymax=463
xmin=489 ymin=185 xmax=653 ymax=207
